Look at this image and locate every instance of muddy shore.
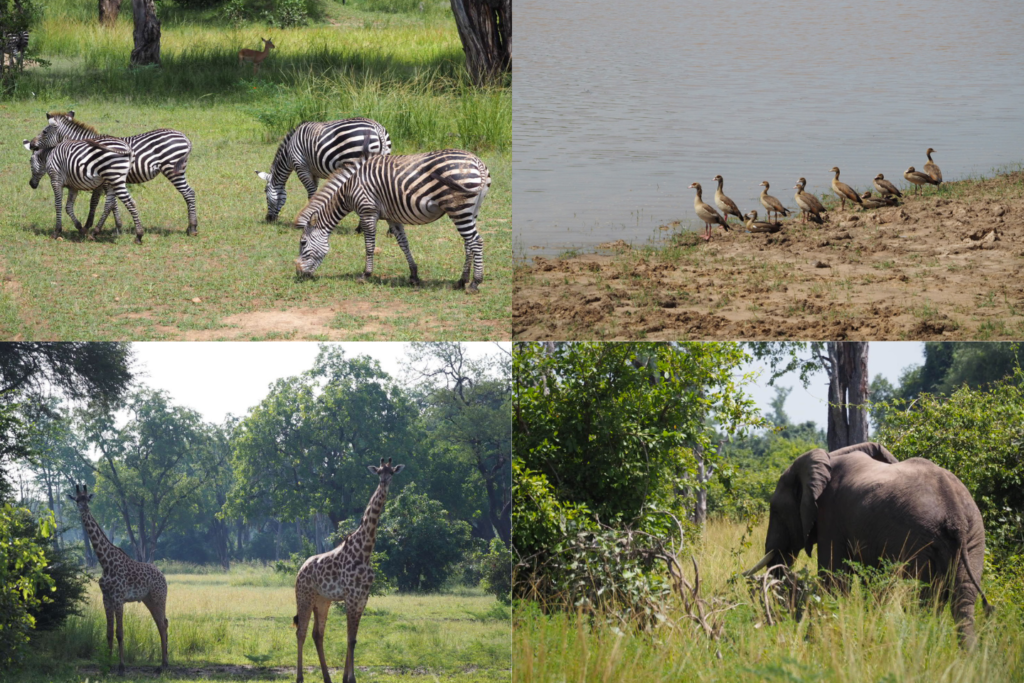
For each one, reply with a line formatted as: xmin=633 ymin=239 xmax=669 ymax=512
xmin=514 ymin=170 xmax=1024 ymax=340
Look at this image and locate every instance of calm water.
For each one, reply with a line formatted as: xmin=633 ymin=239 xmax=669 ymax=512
xmin=513 ymin=0 xmax=1024 ymax=256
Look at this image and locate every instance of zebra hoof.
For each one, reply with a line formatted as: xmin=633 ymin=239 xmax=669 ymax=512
xmin=466 ymin=284 xmax=480 ymax=295
xmin=134 ymin=235 xmax=143 ymax=245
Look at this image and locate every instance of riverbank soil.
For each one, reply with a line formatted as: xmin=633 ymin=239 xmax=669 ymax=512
xmin=514 ymin=170 xmax=1024 ymax=340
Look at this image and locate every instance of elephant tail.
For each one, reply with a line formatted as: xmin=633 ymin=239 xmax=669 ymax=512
xmin=959 ymin=551 xmax=994 ymax=617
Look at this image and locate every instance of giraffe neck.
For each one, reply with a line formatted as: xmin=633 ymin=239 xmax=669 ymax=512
xmin=350 ymin=481 xmax=389 ymax=559
xmin=79 ymin=506 xmax=119 ymax=572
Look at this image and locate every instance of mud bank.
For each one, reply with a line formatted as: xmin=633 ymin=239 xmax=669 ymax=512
xmin=514 ymin=170 xmax=1024 ymax=340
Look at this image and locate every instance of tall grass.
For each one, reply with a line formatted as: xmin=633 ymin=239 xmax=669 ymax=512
xmin=514 ymin=519 xmax=1024 ymax=683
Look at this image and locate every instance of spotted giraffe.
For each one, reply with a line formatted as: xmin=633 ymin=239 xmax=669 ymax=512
xmin=293 ymin=458 xmax=405 ymax=683
xmin=67 ymin=484 xmax=169 ymax=675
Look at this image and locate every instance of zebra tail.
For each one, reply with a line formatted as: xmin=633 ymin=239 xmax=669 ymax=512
xmin=85 ymin=139 xmax=131 ymax=157
xmin=429 ymin=170 xmax=477 ymax=195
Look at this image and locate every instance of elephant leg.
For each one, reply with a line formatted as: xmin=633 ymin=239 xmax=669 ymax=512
xmin=952 ymin=554 xmax=982 ymax=649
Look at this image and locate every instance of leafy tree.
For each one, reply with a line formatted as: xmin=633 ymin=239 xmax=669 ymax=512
xmin=895 ymin=342 xmax=1020 ymax=400
xmin=376 ymin=483 xmax=473 ymax=592
xmin=0 ymin=504 xmax=55 ymax=668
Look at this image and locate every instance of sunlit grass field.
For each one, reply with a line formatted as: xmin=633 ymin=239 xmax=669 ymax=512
xmin=514 ymin=519 xmax=1024 ymax=683
xmin=0 ymin=0 xmax=510 ymax=340
xmin=15 ymin=567 xmax=510 ymax=682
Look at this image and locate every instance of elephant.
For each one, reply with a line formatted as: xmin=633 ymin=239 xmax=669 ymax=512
xmin=744 ymin=442 xmax=991 ymax=647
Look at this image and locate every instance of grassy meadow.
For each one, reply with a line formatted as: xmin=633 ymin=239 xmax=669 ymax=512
xmin=14 ymin=564 xmax=510 ymax=682
xmin=0 ymin=0 xmax=510 ymax=340
xmin=514 ymin=518 xmax=1024 ymax=683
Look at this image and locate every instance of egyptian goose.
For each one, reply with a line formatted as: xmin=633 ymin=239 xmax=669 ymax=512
xmin=759 ymin=181 xmax=790 ymax=223
xmin=904 ymin=166 xmax=940 ymax=194
xmin=793 ymin=177 xmax=825 ymax=224
xmin=924 ymin=148 xmax=942 ymax=184
xmin=689 ymin=182 xmax=728 ymax=240
xmin=873 ymin=173 xmax=902 ymax=199
xmin=830 ymin=167 xmax=863 ymax=210
xmin=859 ymin=191 xmax=896 ymax=209
xmin=712 ymin=175 xmax=743 ymax=225
xmin=744 ymin=210 xmax=782 ymax=234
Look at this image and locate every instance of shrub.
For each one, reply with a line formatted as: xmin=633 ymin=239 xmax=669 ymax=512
xmin=481 ymin=538 xmax=511 ymax=604
xmin=0 ymin=504 xmax=56 ymax=668
xmin=222 ymin=0 xmax=321 ymax=28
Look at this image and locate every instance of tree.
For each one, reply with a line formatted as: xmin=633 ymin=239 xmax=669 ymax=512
xmin=450 ymin=0 xmax=510 ymax=86
xmin=82 ymin=388 xmax=221 ymax=562
xmin=130 ymin=0 xmax=160 ymax=66
xmin=98 ymin=0 xmax=119 ymax=25
xmin=823 ymin=342 xmax=869 ymax=451
xmin=896 ymin=342 xmax=1020 ymax=399
xmin=407 ymin=342 xmax=511 ymax=544
xmin=0 ymin=504 xmax=55 ymax=668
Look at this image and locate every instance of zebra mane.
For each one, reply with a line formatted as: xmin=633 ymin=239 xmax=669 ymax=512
xmin=47 ymin=112 xmax=99 ymax=136
xmin=271 ymin=128 xmax=296 ymax=175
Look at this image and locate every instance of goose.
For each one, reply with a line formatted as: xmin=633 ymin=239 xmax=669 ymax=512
xmin=873 ymin=173 xmax=903 ymax=199
xmin=689 ymin=182 xmax=729 ymax=240
xmin=859 ymin=191 xmax=896 ymax=209
xmin=830 ymin=167 xmax=863 ymax=210
xmin=712 ymin=175 xmax=743 ymax=225
xmin=759 ymin=181 xmax=790 ymax=223
xmin=924 ymin=148 xmax=942 ymax=184
xmin=793 ymin=177 xmax=826 ymax=224
xmin=744 ymin=210 xmax=782 ymax=234
xmin=904 ymin=166 xmax=940 ymax=194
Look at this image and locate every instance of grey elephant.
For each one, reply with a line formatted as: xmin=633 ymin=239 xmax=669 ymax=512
xmin=744 ymin=442 xmax=991 ymax=647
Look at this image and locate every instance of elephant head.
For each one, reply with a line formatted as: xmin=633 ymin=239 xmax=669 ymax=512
xmin=745 ymin=447 xmax=832 ymax=576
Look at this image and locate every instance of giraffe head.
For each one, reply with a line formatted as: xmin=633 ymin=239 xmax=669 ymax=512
xmin=67 ymin=483 xmax=95 ymax=514
xmin=367 ymin=457 xmax=404 ymax=487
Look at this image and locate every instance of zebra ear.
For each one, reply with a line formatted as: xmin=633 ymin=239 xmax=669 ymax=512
xmin=256 ymin=171 xmax=272 ymax=182
xmin=23 ymin=139 xmax=32 ymax=150
xmin=67 ymin=110 xmax=75 ymax=119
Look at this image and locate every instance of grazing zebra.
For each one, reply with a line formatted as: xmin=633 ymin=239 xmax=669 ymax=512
xmin=256 ymin=118 xmax=391 ymax=222
xmin=32 ymin=111 xmax=198 ymax=235
xmin=294 ymin=149 xmax=491 ymax=293
xmin=2 ymin=30 xmax=28 ymax=58
xmin=24 ymin=137 xmax=144 ymax=242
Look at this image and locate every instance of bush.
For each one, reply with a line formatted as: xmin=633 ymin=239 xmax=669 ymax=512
xmin=30 ymin=542 xmax=89 ymax=632
xmin=376 ymin=483 xmax=473 ymax=592
xmin=222 ymin=0 xmax=322 ymax=28
xmin=0 ymin=504 xmax=56 ymax=669
xmin=481 ymin=538 xmax=511 ymax=605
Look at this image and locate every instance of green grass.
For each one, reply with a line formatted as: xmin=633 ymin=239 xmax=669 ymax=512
xmin=10 ymin=568 xmax=510 ymax=682
xmin=514 ymin=519 xmax=1024 ymax=683
xmin=0 ymin=0 xmax=510 ymax=340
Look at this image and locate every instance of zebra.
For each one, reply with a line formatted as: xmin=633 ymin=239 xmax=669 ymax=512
xmin=294 ymin=149 xmax=491 ymax=293
xmin=24 ymin=137 xmax=145 ymax=242
xmin=255 ymin=118 xmax=391 ymax=222
xmin=2 ymin=30 xmax=28 ymax=58
xmin=32 ymin=111 xmax=197 ymax=235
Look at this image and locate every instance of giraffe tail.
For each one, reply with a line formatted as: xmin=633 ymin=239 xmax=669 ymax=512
xmin=292 ymin=615 xmax=298 ymax=628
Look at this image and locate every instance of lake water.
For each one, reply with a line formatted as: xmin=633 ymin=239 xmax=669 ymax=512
xmin=513 ymin=0 xmax=1024 ymax=256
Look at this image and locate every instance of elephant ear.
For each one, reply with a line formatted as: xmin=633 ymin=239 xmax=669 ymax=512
xmin=829 ymin=441 xmax=898 ymax=464
xmin=795 ymin=448 xmax=832 ymax=555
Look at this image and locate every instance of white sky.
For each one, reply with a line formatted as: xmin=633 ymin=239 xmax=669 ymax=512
xmin=743 ymin=341 xmax=924 ymax=431
xmin=130 ymin=342 xmax=510 ymax=423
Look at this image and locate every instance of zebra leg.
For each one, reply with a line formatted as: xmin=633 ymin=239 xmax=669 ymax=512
xmin=357 ymin=215 xmax=379 ymax=283
xmin=91 ymin=189 xmax=119 ymax=238
xmin=295 ymin=166 xmax=319 ymax=199
xmin=65 ymin=189 xmax=85 ymax=234
xmin=165 ymin=169 xmax=198 ymax=236
xmin=50 ymin=177 xmax=65 ymax=239
xmin=387 ymin=222 xmax=419 ymax=286
xmin=112 ymin=182 xmax=144 ymax=244
xmin=83 ymin=188 xmax=104 ymax=232
xmin=456 ymin=229 xmax=484 ymax=294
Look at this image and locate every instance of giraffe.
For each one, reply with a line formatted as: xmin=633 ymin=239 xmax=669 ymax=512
xmin=67 ymin=484 xmax=169 ymax=675
xmin=293 ymin=457 xmax=405 ymax=683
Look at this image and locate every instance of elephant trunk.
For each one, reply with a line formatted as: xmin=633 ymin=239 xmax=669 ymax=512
xmin=743 ymin=551 xmax=776 ymax=577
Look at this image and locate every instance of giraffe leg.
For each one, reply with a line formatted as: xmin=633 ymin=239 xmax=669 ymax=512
xmin=342 ymin=596 xmax=368 ymax=683
xmin=143 ymin=593 xmax=169 ymax=671
xmin=103 ymin=596 xmax=115 ymax=661
xmin=114 ymin=602 xmax=126 ymax=675
xmin=312 ymin=597 xmax=333 ymax=683
xmin=294 ymin=588 xmax=315 ymax=683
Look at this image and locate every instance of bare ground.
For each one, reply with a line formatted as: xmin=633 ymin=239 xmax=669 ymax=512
xmin=514 ymin=170 xmax=1024 ymax=340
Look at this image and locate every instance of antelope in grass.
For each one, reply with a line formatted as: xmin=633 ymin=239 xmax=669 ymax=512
xmin=239 ymin=37 xmax=274 ymax=75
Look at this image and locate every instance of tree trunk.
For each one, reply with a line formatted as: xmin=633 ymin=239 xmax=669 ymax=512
xmin=129 ymin=0 xmax=160 ymax=67
xmin=449 ymin=0 xmax=511 ymax=86
xmin=826 ymin=342 xmax=870 ymax=451
xmin=99 ymin=0 xmax=121 ymax=26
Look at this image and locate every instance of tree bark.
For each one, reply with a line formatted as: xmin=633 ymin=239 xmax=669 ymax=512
xmin=129 ymin=0 xmax=160 ymax=67
xmin=449 ymin=0 xmax=511 ymax=86
xmin=825 ymin=342 xmax=870 ymax=451
xmin=99 ymin=0 xmax=121 ymax=26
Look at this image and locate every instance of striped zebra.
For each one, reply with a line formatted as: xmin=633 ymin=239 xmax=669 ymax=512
xmin=33 ymin=111 xmax=197 ymax=235
xmin=256 ymin=118 xmax=391 ymax=222
xmin=24 ymin=137 xmax=144 ymax=242
xmin=2 ymin=30 xmax=28 ymax=57
xmin=294 ymin=149 xmax=491 ymax=293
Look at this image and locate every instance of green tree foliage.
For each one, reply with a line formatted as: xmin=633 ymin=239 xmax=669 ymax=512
xmin=481 ymin=537 xmax=511 ymax=604
xmin=226 ymin=346 xmax=417 ymax=532
xmin=376 ymin=483 xmax=473 ymax=592
xmin=881 ymin=343 xmax=1021 ymax=408
xmin=876 ymin=369 xmax=1024 ymax=564
xmin=0 ymin=504 xmax=55 ymax=667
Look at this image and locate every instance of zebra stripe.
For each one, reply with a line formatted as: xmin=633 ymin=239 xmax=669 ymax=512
xmin=294 ymin=149 xmax=491 ymax=293
xmin=2 ymin=30 xmax=28 ymax=57
xmin=34 ymin=111 xmax=197 ymax=235
xmin=256 ymin=118 xmax=391 ymax=222
xmin=24 ymin=137 xmax=144 ymax=242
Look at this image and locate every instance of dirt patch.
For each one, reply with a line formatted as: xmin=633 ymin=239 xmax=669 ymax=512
xmin=514 ymin=171 xmax=1024 ymax=340
xmin=154 ymin=302 xmax=399 ymax=340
